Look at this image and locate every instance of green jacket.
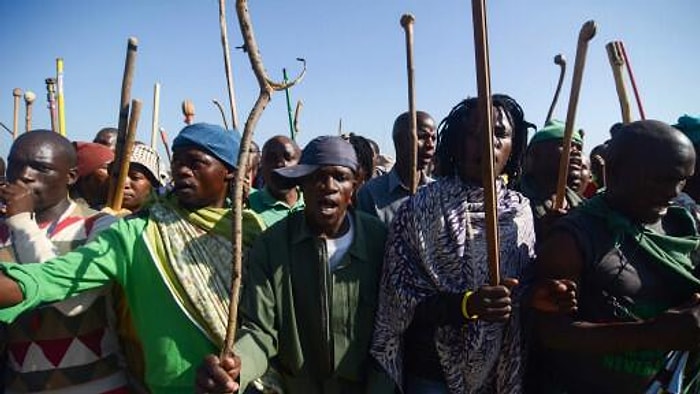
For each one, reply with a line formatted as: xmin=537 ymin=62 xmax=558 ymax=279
xmin=235 ymin=209 xmax=394 ymax=393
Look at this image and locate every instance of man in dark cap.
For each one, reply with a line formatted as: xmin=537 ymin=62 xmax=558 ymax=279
xmin=519 ymin=119 xmax=585 ymax=238
xmin=535 ymin=120 xmax=700 ymax=393
xmin=0 ymin=123 xmax=265 ymax=393
xmin=196 ymin=136 xmax=393 ymax=393
xmin=93 ymin=127 xmax=118 ymax=151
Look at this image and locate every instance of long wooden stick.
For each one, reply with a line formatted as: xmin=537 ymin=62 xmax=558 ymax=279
xmin=605 ymin=41 xmax=631 ymax=124
xmin=24 ymin=91 xmax=36 ymax=132
xmin=471 ymin=0 xmax=499 ymax=285
xmin=182 ymin=100 xmax=195 ymax=125
xmin=212 ymin=99 xmax=230 ymax=129
xmin=159 ymin=127 xmax=172 ymax=164
xmin=56 ymin=58 xmax=66 ymax=136
xmin=293 ymin=99 xmax=303 ymax=135
xmin=151 ymin=82 xmax=161 ymax=149
xmin=45 ymin=78 xmax=58 ymax=132
xmin=619 ymin=41 xmax=646 ymax=120
xmin=554 ymin=21 xmax=596 ymax=210
xmin=400 ymin=14 xmax=419 ymax=195
xmin=12 ymin=88 xmax=22 ymax=140
xmin=545 ymin=54 xmax=567 ymax=123
xmin=222 ymin=0 xmax=306 ymax=356
xmin=109 ymin=99 xmax=142 ymax=210
xmin=107 ymin=37 xmax=138 ymax=206
xmin=219 ymin=0 xmax=240 ymax=130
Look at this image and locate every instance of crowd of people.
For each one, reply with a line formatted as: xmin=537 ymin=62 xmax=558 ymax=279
xmin=0 ymin=95 xmax=699 ymax=394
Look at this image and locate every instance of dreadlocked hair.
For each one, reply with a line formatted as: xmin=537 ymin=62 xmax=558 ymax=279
xmin=346 ymin=133 xmax=375 ymax=183
xmin=434 ymin=94 xmax=535 ymax=187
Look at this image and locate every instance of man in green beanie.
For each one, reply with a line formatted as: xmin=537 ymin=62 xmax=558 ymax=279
xmin=518 ymin=119 xmax=585 ymax=238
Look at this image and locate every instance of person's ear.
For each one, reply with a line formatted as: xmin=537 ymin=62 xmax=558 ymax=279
xmin=224 ymin=168 xmax=237 ymax=182
xmin=67 ymin=166 xmax=79 ymax=186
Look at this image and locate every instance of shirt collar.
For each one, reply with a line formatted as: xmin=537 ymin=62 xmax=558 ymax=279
xmin=388 ymin=167 xmax=432 ymax=193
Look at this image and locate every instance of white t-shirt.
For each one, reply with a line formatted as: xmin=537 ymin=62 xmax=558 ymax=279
xmin=325 ymin=213 xmax=354 ymax=270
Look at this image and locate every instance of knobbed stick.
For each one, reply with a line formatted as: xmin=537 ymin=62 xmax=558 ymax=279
xmin=182 ymin=100 xmax=195 ymax=125
xmin=554 ymin=21 xmax=596 ymax=210
xmin=400 ymin=13 xmax=419 ymax=194
xmin=12 ymin=88 xmax=22 ymax=140
xmin=110 ymin=99 xmax=142 ymax=210
xmin=605 ymin=41 xmax=631 ymax=124
xmin=471 ymin=0 xmax=499 ymax=285
xmin=545 ymin=54 xmax=567 ymax=123
xmin=221 ymin=0 xmax=306 ymax=356
xmin=219 ymin=0 xmax=240 ymax=130
xmin=24 ymin=91 xmax=36 ymax=132
xmin=107 ymin=37 xmax=139 ymax=206
xmin=151 ymin=82 xmax=161 ymax=149
xmin=56 ymin=58 xmax=66 ymax=136
xmin=619 ymin=41 xmax=646 ymax=120
xmin=45 ymin=78 xmax=58 ymax=132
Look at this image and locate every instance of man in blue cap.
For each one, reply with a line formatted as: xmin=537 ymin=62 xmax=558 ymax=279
xmin=195 ymin=135 xmax=394 ymax=393
xmin=0 ymin=123 xmax=265 ymax=394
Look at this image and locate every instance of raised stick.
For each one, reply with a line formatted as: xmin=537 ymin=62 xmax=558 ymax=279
xmin=56 ymin=58 xmax=66 ymax=136
xmin=151 ymin=82 xmax=161 ymax=149
xmin=554 ymin=21 xmax=597 ymax=210
xmin=182 ymin=100 xmax=195 ymax=125
xmin=109 ymin=99 xmax=142 ymax=210
xmin=605 ymin=41 xmax=632 ymax=124
xmin=219 ymin=0 xmax=240 ymax=130
xmin=45 ymin=78 xmax=58 ymax=132
xmin=107 ymin=37 xmax=139 ymax=206
xmin=545 ymin=54 xmax=567 ymax=123
xmin=221 ymin=0 xmax=306 ymax=356
xmin=619 ymin=41 xmax=646 ymax=120
xmin=400 ymin=13 xmax=419 ymax=194
xmin=159 ymin=127 xmax=172 ymax=164
xmin=212 ymin=99 xmax=230 ymax=129
xmin=293 ymin=99 xmax=303 ymax=135
xmin=471 ymin=0 xmax=500 ymax=285
xmin=24 ymin=91 xmax=36 ymax=132
xmin=12 ymin=88 xmax=22 ymax=140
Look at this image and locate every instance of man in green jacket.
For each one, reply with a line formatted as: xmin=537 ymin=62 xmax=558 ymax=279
xmin=196 ymin=136 xmax=393 ymax=393
xmin=0 ymin=123 xmax=265 ymax=394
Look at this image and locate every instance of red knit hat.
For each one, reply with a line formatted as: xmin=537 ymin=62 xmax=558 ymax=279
xmin=74 ymin=141 xmax=115 ymax=177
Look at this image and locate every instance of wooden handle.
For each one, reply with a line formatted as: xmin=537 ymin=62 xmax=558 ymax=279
xmin=151 ymin=83 xmax=161 ymax=149
xmin=108 ymin=37 xmax=139 ymax=206
xmin=400 ymin=13 xmax=418 ymax=194
xmin=619 ymin=41 xmax=646 ymax=120
xmin=24 ymin=91 xmax=36 ymax=132
xmin=12 ymin=88 xmax=22 ymax=140
xmin=471 ymin=0 xmax=500 ymax=285
xmin=219 ymin=0 xmax=239 ymax=130
xmin=545 ymin=53 xmax=567 ymax=123
xmin=606 ymin=41 xmax=631 ymax=124
xmin=554 ymin=20 xmax=596 ymax=210
xmin=45 ymin=78 xmax=58 ymax=132
xmin=110 ymin=99 xmax=142 ymax=211
xmin=182 ymin=99 xmax=195 ymax=125
xmin=159 ymin=127 xmax=172 ymax=164
xmin=293 ymin=99 xmax=303 ymax=134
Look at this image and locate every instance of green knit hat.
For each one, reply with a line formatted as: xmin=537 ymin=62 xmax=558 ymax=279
xmin=673 ymin=115 xmax=700 ymax=145
xmin=528 ymin=119 xmax=583 ymax=146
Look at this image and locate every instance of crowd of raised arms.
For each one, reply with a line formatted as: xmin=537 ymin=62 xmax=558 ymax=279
xmin=1 ymin=99 xmax=700 ymax=394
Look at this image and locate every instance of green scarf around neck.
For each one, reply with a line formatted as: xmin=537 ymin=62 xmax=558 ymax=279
xmin=580 ymin=195 xmax=700 ymax=293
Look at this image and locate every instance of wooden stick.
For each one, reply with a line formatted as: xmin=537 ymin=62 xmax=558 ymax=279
xmin=56 ymin=58 xmax=66 ymax=136
xmin=545 ymin=54 xmax=567 ymax=123
xmin=109 ymin=99 xmax=142 ymax=210
xmin=12 ymin=88 xmax=22 ymax=140
xmin=219 ymin=0 xmax=240 ymax=130
xmin=471 ymin=0 xmax=500 ymax=285
xmin=554 ymin=21 xmax=596 ymax=210
xmin=293 ymin=99 xmax=303 ymax=135
xmin=592 ymin=154 xmax=606 ymax=188
xmin=182 ymin=100 xmax=195 ymax=125
xmin=0 ymin=122 xmax=12 ymax=136
xmin=400 ymin=14 xmax=419 ymax=195
xmin=159 ymin=127 xmax=172 ymax=164
xmin=24 ymin=91 xmax=36 ymax=132
xmin=605 ymin=41 xmax=631 ymax=124
xmin=212 ymin=99 xmax=230 ymax=129
xmin=151 ymin=82 xmax=161 ymax=149
xmin=619 ymin=41 xmax=646 ymax=120
xmin=45 ymin=78 xmax=58 ymax=132
xmin=221 ymin=0 xmax=305 ymax=356
xmin=107 ymin=37 xmax=138 ymax=206
xmin=338 ymin=118 xmax=342 ymax=135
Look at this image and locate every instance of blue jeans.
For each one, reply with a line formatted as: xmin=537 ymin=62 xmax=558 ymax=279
xmin=405 ymin=376 xmax=449 ymax=394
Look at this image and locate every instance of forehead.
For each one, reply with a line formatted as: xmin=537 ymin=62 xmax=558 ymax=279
xmin=10 ymin=138 xmax=62 ymax=162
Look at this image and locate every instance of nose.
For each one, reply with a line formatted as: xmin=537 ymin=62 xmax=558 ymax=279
xmin=319 ymin=174 xmax=339 ymax=193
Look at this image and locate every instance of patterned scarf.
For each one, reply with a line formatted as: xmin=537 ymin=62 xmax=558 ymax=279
xmin=145 ymin=196 xmax=263 ymax=346
xmin=371 ymin=176 xmax=535 ymax=393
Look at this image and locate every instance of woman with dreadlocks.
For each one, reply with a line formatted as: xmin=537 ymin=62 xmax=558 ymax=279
xmin=370 ymin=94 xmax=537 ymax=393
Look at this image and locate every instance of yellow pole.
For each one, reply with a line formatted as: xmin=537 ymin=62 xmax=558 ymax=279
xmin=56 ymin=58 xmax=66 ymax=136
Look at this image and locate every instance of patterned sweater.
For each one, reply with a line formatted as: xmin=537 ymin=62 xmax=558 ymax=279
xmin=0 ymin=201 xmax=129 ymax=394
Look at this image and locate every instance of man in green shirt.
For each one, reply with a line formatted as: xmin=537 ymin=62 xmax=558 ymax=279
xmin=247 ymin=135 xmax=304 ymax=227
xmin=0 ymin=123 xmax=265 ymax=394
xmin=196 ymin=136 xmax=393 ymax=393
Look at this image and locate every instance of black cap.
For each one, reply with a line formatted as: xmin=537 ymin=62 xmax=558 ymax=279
xmin=274 ymin=136 xmax=358 ymax=179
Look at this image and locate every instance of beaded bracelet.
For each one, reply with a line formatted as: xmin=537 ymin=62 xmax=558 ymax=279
xmin=461 ymin=291 xmax=478 ymax=320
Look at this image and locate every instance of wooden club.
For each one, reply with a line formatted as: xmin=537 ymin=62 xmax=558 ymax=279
xmin=545 ymin=53 xmax=567 ymax=123
xmin=12 ymin=88 xmax=22 ymax=140
xmin=24 ymin=91 xmax=36 ymax=132
xmin=400 ymin=13 xmax=419 ymax=194
xmin=606 ymin=41 xmax=632 ymax=124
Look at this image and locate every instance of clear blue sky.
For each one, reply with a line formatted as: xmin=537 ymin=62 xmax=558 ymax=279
xmin=1 ymin=0 xmax=699 ymax=162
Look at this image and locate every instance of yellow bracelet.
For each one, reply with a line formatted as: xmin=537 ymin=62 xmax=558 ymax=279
xmin=461 ymin=291 xmax=478 ymax=320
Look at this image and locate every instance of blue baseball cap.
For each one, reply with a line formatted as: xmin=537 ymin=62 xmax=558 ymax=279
xmin=274 ymin=136 xmax=358 ymax=179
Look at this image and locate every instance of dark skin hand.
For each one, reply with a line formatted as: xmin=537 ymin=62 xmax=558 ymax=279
xmin=0 ymin=182 xmax=34 ymax=217
xmin=195 ymin=353 xmax=241 ymax=393
xmin=468 ymin=278 xmax=519 ymax=323
xmin=530 ymin=279 xmax=578 ymax=314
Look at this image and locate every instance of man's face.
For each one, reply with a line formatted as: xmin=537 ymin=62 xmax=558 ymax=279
xmin=301 ymin=166 xmax=356 ymax=237
xmin=261 ymin=139 xmax=301 ymax=196
xmin=397 ymin=114 xmax=437 ymax=171
xmin=171 ymin=147 xmax=233 ymax=210
xmin=456 ymin=105 xmax=513 ymax=183
xmin=82 ymin=163 xmax=111 ymax=207
xmin=526 ymin=139 xmax=583 ymax=190
xmin=7 ymin=140 xmax=75 ymax=213
xmin=122 ymin=164 xmax=154 ymax=212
